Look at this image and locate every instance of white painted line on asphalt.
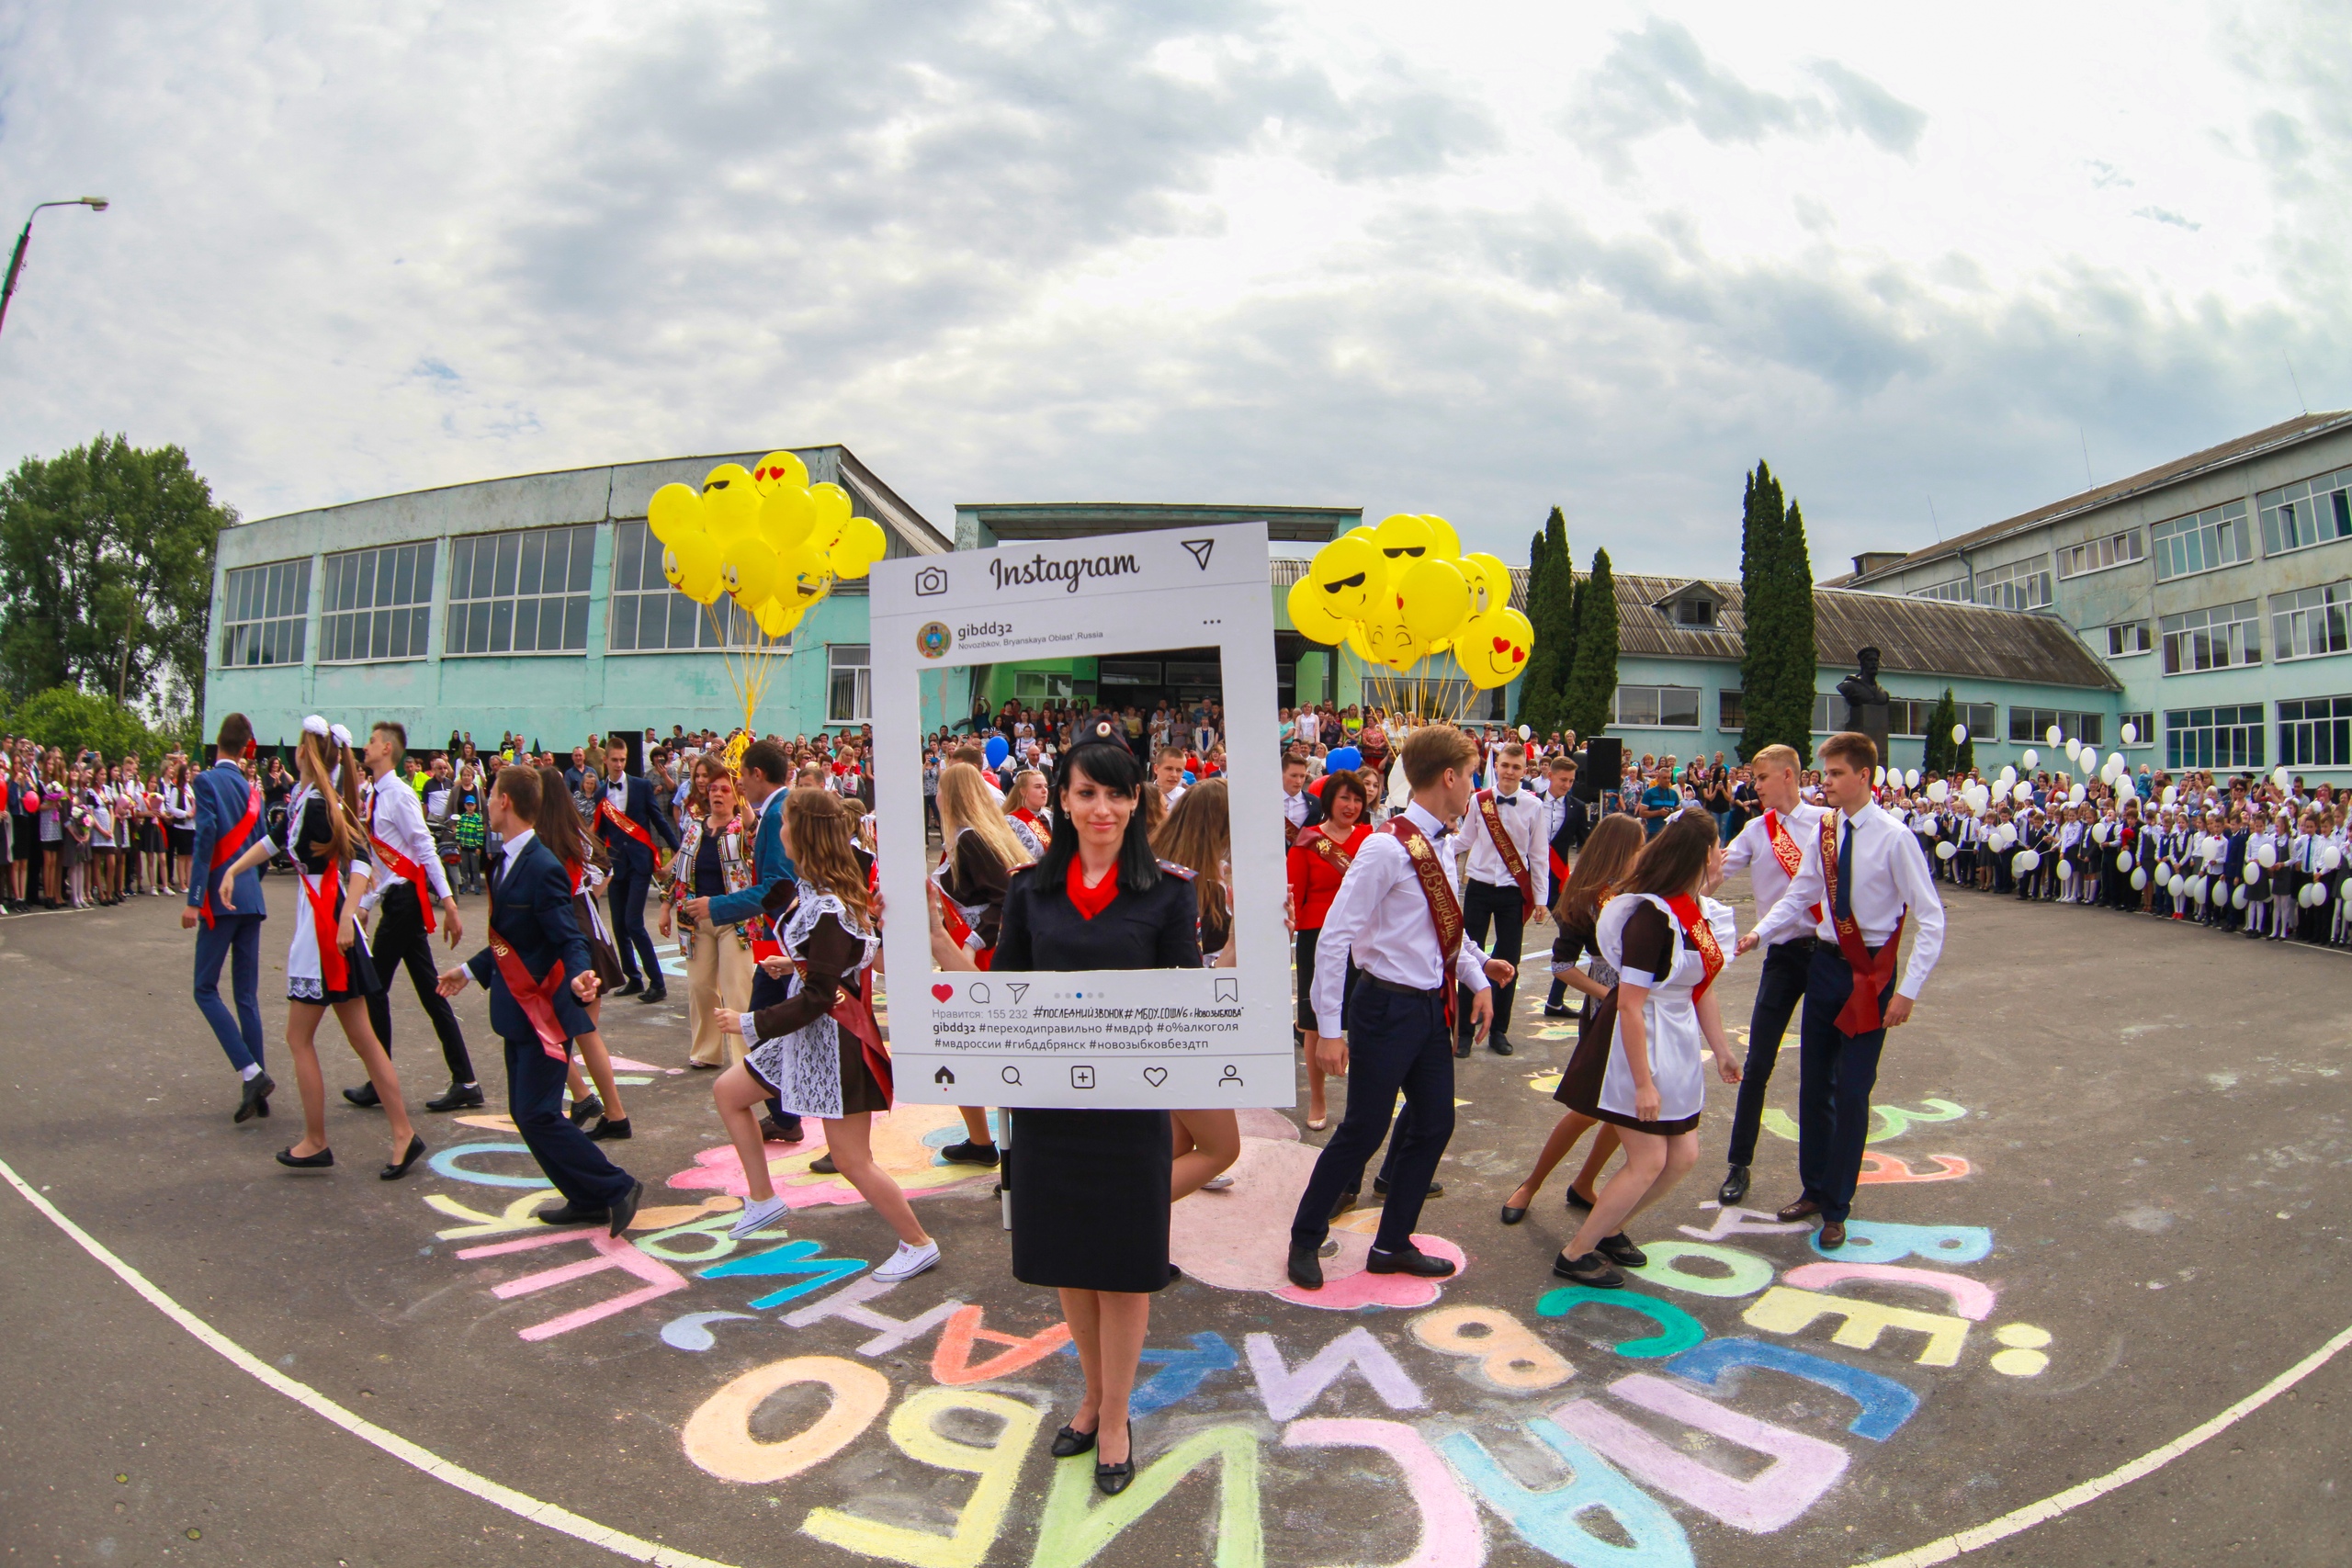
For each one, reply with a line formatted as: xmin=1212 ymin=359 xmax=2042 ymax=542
xmin=0 ymin=1153 xmax=738 ymax=1568
xmin=1859 ymin=1318 xmax=2352 ymax=1567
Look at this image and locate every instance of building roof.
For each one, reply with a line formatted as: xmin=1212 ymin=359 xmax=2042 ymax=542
xmin=1837 ymin=409 xmax=2352 ymax=587
xmin=962 ymin=502 xmax=1357 ymax=546
xmin=1271 ymin=559 xmax=2116 ymax=689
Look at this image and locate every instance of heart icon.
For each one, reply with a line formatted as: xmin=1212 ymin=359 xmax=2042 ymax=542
xmin=1511 ymin=647 xmax=1525 ymax=663
xmin=930 ymin=983 xmax=955 ymax=1002
xmin=1492 ymin=637 xmax=1510 ymax=653
xmin=1143 ymin=1067 xmax=1168 ymax=1088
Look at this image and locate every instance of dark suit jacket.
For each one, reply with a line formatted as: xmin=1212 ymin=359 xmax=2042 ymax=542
xmin=466 ymin=836 xmax=595 ymax=1042
xmin=594 ymin=773 xmax=680 ymax=873
xmin=187 ymin=761 xmax=268 ymax=919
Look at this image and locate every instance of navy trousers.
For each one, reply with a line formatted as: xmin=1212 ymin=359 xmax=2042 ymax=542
xmin=1724 ymin=938 xmax=1813 ymax=1168
xmin=1456 ymin=879 xmax=1524 ymax=1043
xmin=1290 ymin=984 xmax=1454 ymax=1254
xmin=607 ymin=852 xmax=659 ymax=983
xmin=1795 ymin=946 xmax=1898 ymax=1224
xmin=506 ymin=1036 xmax=636 ymax=1208
xmin=193 ymin=913 xmax=266 ymax=1075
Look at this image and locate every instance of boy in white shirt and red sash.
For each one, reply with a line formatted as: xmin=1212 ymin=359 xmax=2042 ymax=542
xmin=1453 ymin=740 xmax=1547 ymax=1058
xmin=1713 ymin=743 xmax=1823 ymax=1204
xmin=1288 ymin=726 xmax=1514 ymax=1290
xmin=1739 ymin=731 xmax=1945 ymax=1248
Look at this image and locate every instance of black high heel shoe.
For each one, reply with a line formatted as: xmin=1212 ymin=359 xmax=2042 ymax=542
xmin=276 ymin=1145 xmax=334 ymax=1168
xmin=1094 ymin=1422 xmax=1134 ymax=1495
xmin=379 ymin=1134 xmax=428 ymax=1180
xmin=1050 ymin=1423 xmax=1097 ymax=1459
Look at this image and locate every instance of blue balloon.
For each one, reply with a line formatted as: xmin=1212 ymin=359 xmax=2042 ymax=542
xmin=1326 ymin=746 xmax=1363 ymax=773
xmin=984 ymin=735 xmax=1009 ymax=768
xmin=1182 ymin=771 xmax=1196 ymax=785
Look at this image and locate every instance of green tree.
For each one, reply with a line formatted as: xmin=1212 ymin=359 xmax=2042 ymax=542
xmin=0 ymin=435 xmax=233 ymax=718
xmin=1560 ymin=547 xmax=1618 ymax=740
xmin=1515 ymin=507 xmax=1576 ymax=733
xmin=1736 ymin=461 xmax=1820 ymax=765
xmin=1776 ymin=499 xmax=1817 ymax=765
xmin=1922 ymin=688 xmax=1958 ymax=774
xmin=8 ymin=685 xmax=185 ymax=761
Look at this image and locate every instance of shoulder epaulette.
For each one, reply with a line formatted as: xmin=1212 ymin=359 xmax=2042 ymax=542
xmin=1156 ymin=858 xmax=1197 ymax=880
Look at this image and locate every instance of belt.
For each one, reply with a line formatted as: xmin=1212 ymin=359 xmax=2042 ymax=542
xmin=1366 ymin=975 xmax=1448 ymax=998
xmin=1770 ymin=935 xmax=1818 ymax=952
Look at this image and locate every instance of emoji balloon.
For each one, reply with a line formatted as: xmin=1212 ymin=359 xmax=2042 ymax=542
xmin=722 ymin=539 xmax=780 ymax=610
xmin=831 ymin=515 xmax=888 ymax=580
xmin=701 ymin=464 xmax=762 ymax=547
xmin=1396 ymin=556 xmax=1471 ymax=646
xmin=1305 ymin=535 xmax=1380 ymax=621
xmin=1456 ymin=606 xmax=1534 ymax=690
xmin=1418 ymin=514 xmax=1462 ymax=562
xmin=751 ymin=450 xmax=808 ymax=493
xmin=752 ymin=595 xmax=804 ymax=639
xmin=1285 ymin=575 xmax=1350 ymax=645
xmin=646 ymin=482 xmax=703 ymax=546
xmin=663 ymin=532 xmax=724 ymax=605
xmin=1460 ymin=552 xmax=1512 ymax=616
xmin=759 ymin=484 xmax=816 ymax=552
xmin=1371 ymin=513 xmax=1435 ymax=579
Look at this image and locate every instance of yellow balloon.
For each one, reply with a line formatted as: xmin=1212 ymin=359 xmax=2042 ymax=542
xmin=831 ymin=515 xmax=888 ymax=580
xmin=1372 ymin=513 xmax=1436 ymax=580
xmin=1396 ymin=557 xmax=1471 ymax=645
xmin=751 ymin=450 xmax=808 ymax=494
xmin=1285 ymin=576 xmax=1349 ymax=645
xmin=647 ymin=482 xmax=702 ymax=546
xmin=1345 ymin=525 xmax=1377 ymax=543
xmin=702 ymin=462 xmax=753 ymax=495
xmin=1359 ymin=595 xmax=1426 ymax=671
xmin=1344 ymin=619 xmax=1376 ymax=667
xmin=1456 ymin=606 xmax=1534 ymax=690
xmin=759 ymin=484 xmax=816 ymax=551
xmin=1305 ymin=535 xmax=1381 ymax=621
xmin=663 ymin=533 xmax=724 ymax=605
xmin=752 ymin=595 xmax=805 ymax=639
xmin=723 ymin=539 xmax=780 ymax=609
xmin=1419 ymin=514 xmax=1462 ymax=562
xmin=1460 ymin=552 xmax=1512 ymax=616
xmin=776 ymin=542 xmax=832 ymax=612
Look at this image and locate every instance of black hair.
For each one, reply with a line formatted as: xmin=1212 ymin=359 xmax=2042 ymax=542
xmin=1035 ymin=716 xmax=1160 ymax=897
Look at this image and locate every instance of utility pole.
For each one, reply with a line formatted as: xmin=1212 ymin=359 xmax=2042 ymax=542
xmin=0 ymin=197 xmax=109 ymax=344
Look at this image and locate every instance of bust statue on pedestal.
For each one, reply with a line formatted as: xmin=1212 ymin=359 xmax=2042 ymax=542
xmin=1837 ymin=647 xmax=1892 ymax=761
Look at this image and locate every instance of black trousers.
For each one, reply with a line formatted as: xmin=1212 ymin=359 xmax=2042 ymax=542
xmin=1456 ymin=878 xmax=1524 ymax=1041
xmin=1290 ymin=983 xmax=1454 ymax=1254
xmin=506 ymin=1036 xmax=635 ymax=1208
xmin=1723 ymin=938 xmax=1812 ymax=1168
xmin=608 ymin=852 xmax=661 ymax=983
xmin=364 ymin=883 xmax=476 ymax=1084
xmin=1796 ymin=946 xmax=1898 ymax=1224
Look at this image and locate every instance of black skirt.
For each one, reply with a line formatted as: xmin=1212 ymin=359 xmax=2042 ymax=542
xmin=1009 ymin=1108 xmax=1170 ymax=1293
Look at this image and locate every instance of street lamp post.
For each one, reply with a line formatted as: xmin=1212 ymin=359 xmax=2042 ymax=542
xmin=0 ymin=197 xmax=109 ymax=344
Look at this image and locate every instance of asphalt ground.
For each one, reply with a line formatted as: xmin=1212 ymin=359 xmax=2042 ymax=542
xmin=2 ymin=878 xmax=2348 ymax=1567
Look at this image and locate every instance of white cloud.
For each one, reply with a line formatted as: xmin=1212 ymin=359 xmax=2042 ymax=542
xmin=0 ymin=0 xmax=2346 ymax=581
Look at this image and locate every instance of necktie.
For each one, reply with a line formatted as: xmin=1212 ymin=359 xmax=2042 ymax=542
xmin=1835 ymin=819 xmax=1855 ymax=922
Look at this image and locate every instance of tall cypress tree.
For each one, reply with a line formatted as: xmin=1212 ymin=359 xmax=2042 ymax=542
xmin=1923 ymin=689 xmax=1957 ymax=774
xmin=1736 ymin=462 xmax=1786 ymax=761
xmin=1515 ymin=507 xmax=1576 ymax=733
xmin=1777 ymin=497 xmax=1818 ymax=765
xmin=1561 ymin=547 xmax=1619 ymax=740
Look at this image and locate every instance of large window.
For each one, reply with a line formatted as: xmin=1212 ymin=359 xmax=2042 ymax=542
xmin=2257 ymin=468 xmax=2352 ymax=557
xmin=2150 ymin=501 xmax=2253 ymax=581
xmin=1716 ymin=690 xmax=1746 ymax=731
xmin=2104 ymin=621 xmax=2152 ymax=657
xmin=445 ymin=525 xmax=595 ymax=656
xmin=2278 ymin=695 xmax=2352 ymax=769
xmin=2008 ymin=707 xmax=2104 ymax=746
xmin=319 ymin=542 xmax=435 ymax=663
xmin=1611 ymin=685 xmax=1701 ymax=728
xmin=2165 ymin=705 xmax=2264 ymax=771
xmin=606 ymin=521 xmax=763 ymax=651
xmin=1974 ymin=554 xmax=2052 ymax=611
xmin=2120 ymin=711 xmax=2154 ymax=747
xmin=2269 ymin=581 xmax=2351 ymax=663
xmin=1812 ymin=694 xmax=1986 ymax=736
xmin=1906 ymin=578 xmax=1969 ymax=604
xmin=220 ymin=558 xmax=311 ymax=668
xmin=2160 ymin=599 xmax=2261 ymax=673
xmin=827 ymin=644 xmax=871 ymax=724
xmin=2057 ymin=529 xmax=2144 ymax=579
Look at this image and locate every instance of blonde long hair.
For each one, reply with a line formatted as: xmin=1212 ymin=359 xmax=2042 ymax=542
xmin=936 ymin=762 xmax=1031 ymax=874
xmin=785 ymin=787 xmax=872 ymax=929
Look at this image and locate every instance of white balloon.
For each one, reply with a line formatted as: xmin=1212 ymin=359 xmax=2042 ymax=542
xmin=2166 ymin=874 xmax=2185 ymax=898
xmin=2107 ymin=751 xmax=2126 ymax=776
xmin=2256 ymin=842 xmax=2278 ymax=868
xmin=2233 ymin=886 xmax=2248 ymax=909
xmin=1951 ymin=724 xmax=1969 ymax=745
xmin=2155 ymin=860 xmax=2173 ymax=881
xmin=2342 ymin=879 xmax=2352 ymax=903
xmin=2243 ymin=863 xmax=2260 ymax=885
xmin=1936 ymin=840 xmax=1957 ymax=860
xmin=2273 ymin=765 xmax=2292 ymax=793
xmin=2056 ymin=860 xmax=2074 ymax=880
xmin=2119 ymin=851 xmax=2134 ymax=872
xmin=1874 ymin=765 xmax=1887 ymax=786
xmin=1997 ymin=764 xmax=2017 ymax=784
xmin=2013 ymin=783 xmax=2033 ymax=804
xmin=2045 ymin=725 xmax=2062 ymax=747
xmin=1905 ymin=769 xmax=1920 ymax=788
xmin=1921 ymin=815 xmax=1939 ymax=837
xmin=2131 ymin=868 xmax=2148 ymax=890
xmin=2068 ymin=784 xmax=2086 ymax=805
xmin=1928 ymin=779 xmax=1949 ymax=804
xmin=2162 ymin=784 xmax=2178 ymax=806
xmin=2323 ymin=844 xmax=2344 ymax=874
xmin=2121 ymin=721 xmax=2139 ymax=744
xmin=2021 ymin=749 xmax=2039 ymax=769
xmin=1519 ymin=724 xmax=1532 ymax=740
xmin=2017 ymin=849 xmax=2041 ymax=872
xmin=2091 ymin=820 xmax=2109 ymax=844
xmin=2064 ymin=738 xmax=2081 ymax=760
xmin=2114 ymin=773 xmax=2136 ymax=799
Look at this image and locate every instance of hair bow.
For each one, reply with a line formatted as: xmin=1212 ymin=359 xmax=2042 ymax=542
xmin=301 ymin=715 xmax=331 ymax=739
xmin=330 ymin=723 xmax=353 ymax=748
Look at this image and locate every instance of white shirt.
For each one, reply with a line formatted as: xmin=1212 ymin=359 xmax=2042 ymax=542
xmin=1311 ymin=801 xmax=1493 ymax=1035
xmin=359 ymin=768 xmax=453 ymax=910
xmin=1456 ymin=784 xmax=1551 ymax=906
xmin=1723 ymin=801 xmax=1826 ymax=931
xmin=1283 ymin=790 xmax=1310 ymax=829
xmin=494 ymin=828 xmax=537 ymax=888
xmin=1753 ymin=801 xmax=1946 ymax=1000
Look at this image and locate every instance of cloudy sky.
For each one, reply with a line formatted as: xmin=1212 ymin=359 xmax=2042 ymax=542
xmin=4 ymin=1 xmax=2346 ymax=575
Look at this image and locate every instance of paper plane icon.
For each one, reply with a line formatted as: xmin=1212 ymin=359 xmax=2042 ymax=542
xmin=1180 ymin=538 xmax=1215 ymax=570
xmin=1005 ymin=983 xmax=1029 ymax=1002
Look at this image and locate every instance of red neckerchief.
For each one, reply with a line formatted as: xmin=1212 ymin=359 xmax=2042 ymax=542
xmin=1661 ymin=894 xmax=1724 ymax=1002
xmin=1067 ymin=858 xmax=1120 ymax=920
xmin=1012 ymin=807 xmax=1040 ymax=827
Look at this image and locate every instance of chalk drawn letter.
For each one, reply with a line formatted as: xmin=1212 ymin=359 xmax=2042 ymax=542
xmin=783 ymin=1274 xmax=967 ymax=1356
xmin=1283 ymin=1418 xmax=1484 ymax=1568
xmin=1662 ymin=1338 xmax=1919 ymax=1442
xmin=466 ymin=1229 xmax=690 ymax=1341
xmin=1781 ymin=1263 xmax=1996 ymax=1321
xmin=1741 ymin=1287 xmax=1970 ymax=1367
xmin=1676 ymin=1205 xmax=1813 ymax=1243
xmin=682 ymin=1354 xmax=890 ymax=1483
xmin=1132 ymin=1334 xmax=1241 ymax=1416
xmin=699 ymin=1237 xmax=867 ymax=1309
xmin=1552 ymin=1374 xmax=1848 ymax=1534
xmin=1623 ymin=1242 xmax=1775 ymax=1300
xmin=1031 ymin=1425 xmax=1262 ymax=1568
xmin=1411 ymin=1306 xmax=1575 ymax=1393
xmin=1535 ymin=1288 xmax=1705 ymax=1359
xmin=1853 ymin=1152 xmax=1971 ymax=1185
xmin=801 ymin=1387 xmax=1041 ymax=1568
xmin=1438 ymin=1417 xmax=1693 ymax=1568
xmin=426 ymin=1190 xmax=558 ymax=1240
xmin=1814 ymin=1220 xmax=1992 ymax=1266
xmin=1867 ymin=1099 xmax=1966 ymax=1143
xmin=1247 ymin=1327 xmax=1426 ymax=1422
xmin=932 ymin=1304 xmax=1075 ymax=1385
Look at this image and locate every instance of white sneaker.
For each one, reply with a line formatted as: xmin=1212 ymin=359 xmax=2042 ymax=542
xmin=729 ymin=1194 xmax=788 ymax=1239
xmin=875 ymin=1238 xmax=941 ymax=1282
xmin=1201 ymin=1175 xmax=1236 ymax=1191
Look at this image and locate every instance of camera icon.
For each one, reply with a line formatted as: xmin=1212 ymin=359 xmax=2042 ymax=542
xmin=914 ymin=566 xmax=949 ymax=596
xmin=1069 ymin=1066 xmax=1095 ymax=1089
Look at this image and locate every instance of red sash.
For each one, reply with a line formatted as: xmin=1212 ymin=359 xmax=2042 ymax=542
xmin=1661 ymin=894 xmax=1724 ymax=1003
xmin=1548 ymin=844 xmax=1569 ymax=889
xmin=368 ymin=797 xmax=438 ymax=935
xmin=792 ymin=954 xmax=894 ymax=1106
xmin=1476 ymin=788 xmax=1536 ymax=920
xmin=1819 ymin=813 xmax=1903 ymax=1035
xmin=1385 ymin=818 xmax=1464 ymax=1030
xmin=599 ymin=796 xmax=656 ymax=855
xmin=298 ymin=867 xmax=350 ymax=994
xmin=200 ymin=779 xmax=263 ymax=929
xmin=1308 ymin=824 xmax=1357 ymax=879
xmin=488 ymin=929 xmax=572 ymax=1063
xmin=1765 ymin=809 xmax=1825 ymax=924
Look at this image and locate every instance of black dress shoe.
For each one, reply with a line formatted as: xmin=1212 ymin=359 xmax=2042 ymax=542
xmin=569 ymin=1094 xmax=603 ymax=1127
xmin=536 ymin=1199 xmax=607 ymax=1225
xmin=235 ymin=1071 xmax=276 ymax=1123
xmin=1818 ymin=1219 xmax=1848 ymax=1249
xmin=1596 ymin=1232 xmax=1647 ymax=1268
xmin=938 ymin=1140 xmax=1001 ymax=1167
xmin=1094 ymin=1424 xmax=1134 ymax=1495
xmin=1488 ymin=1035 xmax=1514 ymax=1056
xmin=1329 ymin=1189 xmax=1357 ymax=1222
xmin=275 ymin=1145 xmax=334 ymax=1168
xmin=1550 ymin=1249 xmax=1623 ymax=1287
xmin=1717 ymin=1165 xmax=1751 ymax=1205
xmin=1776 ymin=1196 xmax=1822 ymax=1223
xmin=1498 ymin=1203 xmax=1528 ymax=1225
xmin=1452 ymin=1040 xmax=1472 ymax=1059
xmin=586 ymin=1116 xmax=632 ymax=1142
xmin=1543 ymin=1002 xmax=1571 ymax=1018
xmin=638 ymin=983 xmax=668 ymax=1004
xmin=343 ymin=1082 xmax=380 ymax=1109
xmin=1366 ymin=1246 xmax=1455 ymax=1278
xmin=1286 ymin=1243 xmax=1326 ymax=1290
xmin=1050 ymin=1424 xmax=1098 ymax=1459
xmin=616 ymin=976 xmax=644 ymax=996
xmin=809 ymin=1152 xmax=838 ymax=1174
xmin=606 ymin=1179 xmax=644 ymax=1237
xmin=379 ymin=1134 xmax=428 ymax=1181
xmin=1373 ymin=1177 xmax=1442 ymax=1199
xmin=425 ymin=1082 xmax=485 ymax=1113
xmin=1564 ymin=1185 xmax=1594 ymax=1212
